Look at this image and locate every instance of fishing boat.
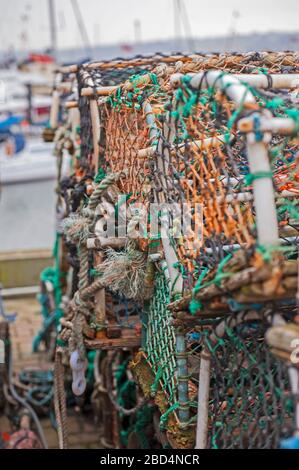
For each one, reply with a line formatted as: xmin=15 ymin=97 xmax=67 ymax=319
xmin=0 ymin=68 xmax=52 ymax=126
xmin=0 ymin=67 xmax=59 ymax=185
xmin=0 ymin=139 xmax=70 ymax=185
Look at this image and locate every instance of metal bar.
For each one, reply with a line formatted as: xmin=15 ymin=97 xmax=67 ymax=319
xmin=90 ymin=99 xmax=100 ymax=173
xmin=195 ymin=348 xmax=210 ymax=449
xmin=239 ymin=115 xmax=297 ymax=135
xmin=81 ymin=85 xmax=119 ymax=97
xmin=172 ymin=72 xmax=299 ymax=91
xmin=176 ymin=328 xmax=190 ymax=423
xmin=1 ymin=285 xmax=40 ymax=299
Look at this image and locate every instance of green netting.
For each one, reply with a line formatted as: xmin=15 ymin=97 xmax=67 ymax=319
xmin=199 ymin=313 xmax=295 ymax=448
xmin=145 ymin=270 xmax=177 ymax=406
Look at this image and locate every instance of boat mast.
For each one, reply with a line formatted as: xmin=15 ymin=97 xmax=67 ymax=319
xmin=173 ymin=0 xmax=195 ymax=51
xmin=70 ymin=0 xmax=92 ymax=57
xmin=48 ymin=0 xmax=57 ymax=59
xmin=174 ymin=0 xmax=182 ymax=43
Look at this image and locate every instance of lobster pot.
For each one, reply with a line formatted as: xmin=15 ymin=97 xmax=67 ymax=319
xmin=47 ymin=55 xmax=299 ymax=450
xmin=77 ymin=69 xmax=95 ymax=170
xmin=157 ymin=70 xmax=299 ymax=448
xmin=100 ymin=78 xmax=164 ymax=202
xmin=198 ymin=311 xmax=295 ymax=449
xmin=158 ymin=76 xmax=257 ymax=291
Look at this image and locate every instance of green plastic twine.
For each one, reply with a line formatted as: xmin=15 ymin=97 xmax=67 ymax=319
xmin=94 ymin=167 xmax=106 ymax=183
xmin=244 ymin=171 xmax=273 ymax=186
xmin=159 ymin=402 xmax=180 ymax=429
xmin=150 ymin=366 xmax=163 ymax=396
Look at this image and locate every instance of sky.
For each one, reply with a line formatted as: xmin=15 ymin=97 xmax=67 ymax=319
xmin=0 ymin=0 xmax=298 ymax=52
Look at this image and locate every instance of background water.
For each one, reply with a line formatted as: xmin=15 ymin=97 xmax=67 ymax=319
xmin=0 ymin=180 xmax=56 ymax=252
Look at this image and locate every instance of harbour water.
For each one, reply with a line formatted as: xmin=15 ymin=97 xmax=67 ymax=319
xmin=0 ymin=179 xmax=56 ymax=252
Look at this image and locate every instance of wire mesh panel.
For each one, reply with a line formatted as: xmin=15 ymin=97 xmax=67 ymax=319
xmin=77 ymin=69 xmax=94 ymax=171
xmin=105 ymin=290 xmax=143 ymax=330
xmin=145 ymin=269 xmax=177 ymax=407
xmin=199 ymin=312 xmax=295 ymax=448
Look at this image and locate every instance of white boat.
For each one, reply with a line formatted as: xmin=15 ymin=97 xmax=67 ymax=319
xmin=0 ymin=140 xmax=70 ymax=185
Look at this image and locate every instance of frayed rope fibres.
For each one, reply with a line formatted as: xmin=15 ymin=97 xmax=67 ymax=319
xmin=97 ymin=243 xmax=148 ymax=301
